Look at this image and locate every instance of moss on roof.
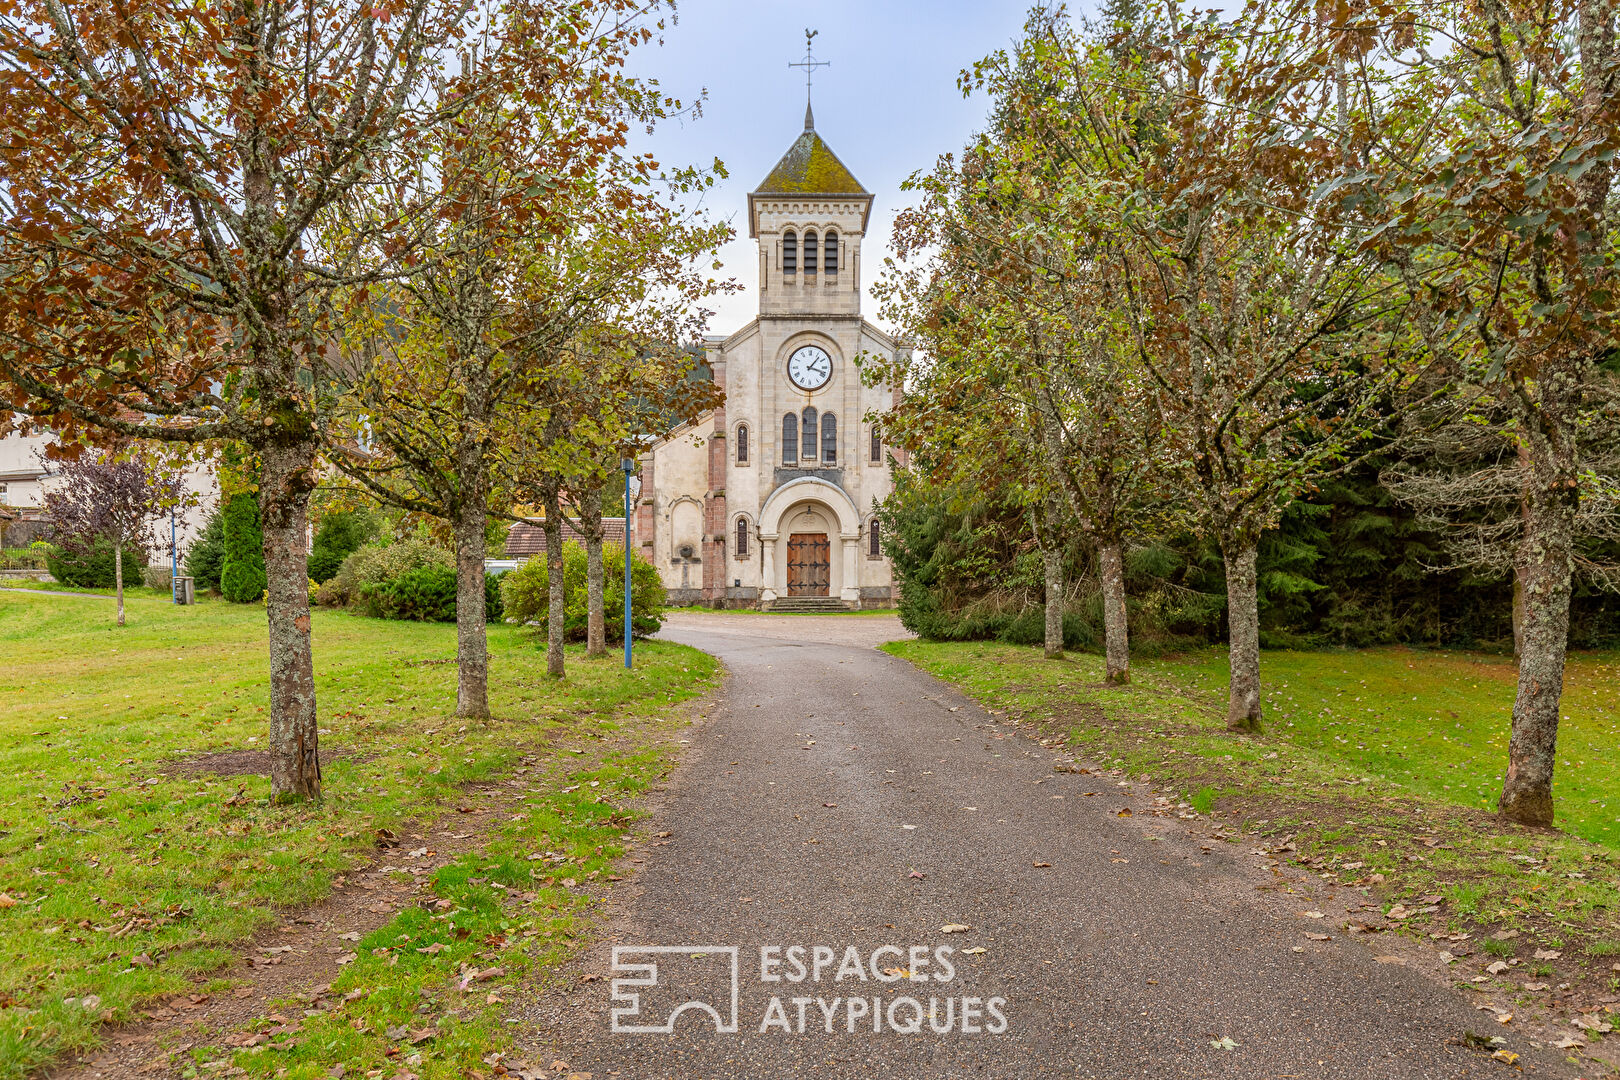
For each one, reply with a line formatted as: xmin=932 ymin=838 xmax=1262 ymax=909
xmin=755 ymin=130 xmax=867 ymax=195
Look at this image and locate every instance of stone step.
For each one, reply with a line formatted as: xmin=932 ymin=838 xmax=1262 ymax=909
xmin=767 ymin=597 xmax=851 ymax=612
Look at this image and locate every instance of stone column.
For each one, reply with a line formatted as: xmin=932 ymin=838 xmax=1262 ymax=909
xmin=760 ymin=532 xmax=779 ymax=607
xmin=839 ymin=533 xmax=860 ymax=606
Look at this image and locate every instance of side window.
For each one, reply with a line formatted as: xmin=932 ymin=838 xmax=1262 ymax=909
xmin=735 ymin=518 xmax=749 ymax=557
xmin=824 ymin=230 xmax=838 ymax=273
xmin=782 ymin=412 xmax=798 ymax=463
xmin=783 ymin=230 xmax=797 ymax=275
xmin=736 ymin=423 xmax=749 ymax=464
xmin=804 ymin=230 xmax=818 ymax=274
xmin=870 ymin=425 xmax=882 ymax=463
xmin=820 ymin=412 xmax=837 ymax=464
xmin=869 ymin=519 xmax=881 ymax=557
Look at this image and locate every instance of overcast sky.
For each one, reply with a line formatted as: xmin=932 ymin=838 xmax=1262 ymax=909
xmin=623 ymin=0 xmax=1058 ymax=334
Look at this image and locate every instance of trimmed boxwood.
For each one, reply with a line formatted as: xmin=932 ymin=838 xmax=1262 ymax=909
xmin=359 ymin=564 xmax=505 ymax=623
xmin=44 ymin=539 xmax=148 ymax=588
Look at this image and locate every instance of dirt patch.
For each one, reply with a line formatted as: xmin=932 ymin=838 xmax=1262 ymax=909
xmin=161 ymin=747 xmax=372 ymax=778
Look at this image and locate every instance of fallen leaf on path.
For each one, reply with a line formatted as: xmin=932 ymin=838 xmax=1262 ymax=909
xmin=1486 ymin=961 xmax=1510 ymax=975
xmin=1209 ymin=1037 xmax=1238 ymax=1051
xmin=962 ymin=947 xmax=987 ymax=955
xmin=1572 ymin=1013 xmax=1614 ymax=1033
xmin=1553 ymin=1034 xmax=1586 ymax=1049
xmin=1522 ymin=982 xmax=1549 ymax=991
xmin=1491 ymin=1050 xmax=1518 ymax=1065
xmin=1303 ymin=933 xmax=1331 ymax=941
xmin=1300 ymin=911 xmax=1325 ymax=919
xmin=908 ymin=870 xmax=926 ymax=880
xmin=1116 ymin=808 xmax=1132 ymax=818
xmin=336 ymin=953 xmax=357 ymax=965
xmin=941 ymin=924 xmax=971 ymax=934
xmin=1033 ymin=862 xmax=1051 ymax=868
xmin=1494 ymin=1013 xmax=1513 ymax=1025
xmin=1532 ymin=948 xmax=1561 ymax=960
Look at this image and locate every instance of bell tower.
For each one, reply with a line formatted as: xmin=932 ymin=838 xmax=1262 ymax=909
xmin=748 ymin=80 xmax=872 ymax=318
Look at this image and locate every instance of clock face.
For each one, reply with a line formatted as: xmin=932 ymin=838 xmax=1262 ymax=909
xmin=787 ymin=345 xmax=833 ymax=391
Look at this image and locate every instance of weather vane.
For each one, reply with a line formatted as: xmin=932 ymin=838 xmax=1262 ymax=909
xmin=788 ymin=28 xmax=830 ymax=127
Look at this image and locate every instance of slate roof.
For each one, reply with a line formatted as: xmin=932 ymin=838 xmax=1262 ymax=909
xmin=755 ymin=124 xmax=867 ymax=196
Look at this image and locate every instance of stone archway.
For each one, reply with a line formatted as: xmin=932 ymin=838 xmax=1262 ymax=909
xmin=757 ymin=478 xmax=862 ymax=606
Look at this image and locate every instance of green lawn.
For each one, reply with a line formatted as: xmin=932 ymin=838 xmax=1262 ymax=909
xmin=1167 ymin=647 xmax=1620 ymax=848
xmin=0 ymin=590 xmax=715 ymax=1078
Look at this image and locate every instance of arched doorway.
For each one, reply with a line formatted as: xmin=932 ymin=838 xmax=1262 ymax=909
xmin=757 ymin=478 xmax=862 ymax=608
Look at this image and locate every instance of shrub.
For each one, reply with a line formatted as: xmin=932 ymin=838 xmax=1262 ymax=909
xmin=44 ymin=538 xmax=148 ymax=588
xmin=219 ymin=493 xmax=267 ymax=603
xmin=308 ymin=509 xmax=377 ymax=583
xmin=357 ymin=563 xmax=506 ymax=623
xmin=184 ymin=507 xmax=227 ymax=591
xmin=322 ymin=536 xmax=452 ymax=607
xmin=362 ymin=564 xmax=457 ymax=621
xmin=500 ymin=541 xmax=663 ymax=640
xmin=141 ymin=563 xmax=174 ymax=590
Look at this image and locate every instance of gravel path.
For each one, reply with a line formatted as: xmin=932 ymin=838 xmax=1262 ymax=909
xmin=525 ymin=612 xmax=1570 ymax=1079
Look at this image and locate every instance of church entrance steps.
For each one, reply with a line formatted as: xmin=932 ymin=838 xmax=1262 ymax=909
xmin=765 ymin=596 xmax=852 ymax=613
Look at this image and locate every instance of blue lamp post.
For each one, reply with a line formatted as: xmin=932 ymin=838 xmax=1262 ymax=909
xmin=622 ymin=457 xmax=635 ymax=669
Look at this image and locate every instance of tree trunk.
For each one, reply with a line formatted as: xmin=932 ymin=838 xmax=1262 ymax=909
xmin=453 ymin=488 xmax=490 ymax=719
xmin=260 ymin=438 xmax=322 ymax=802
xmin=581 ymin=485 xmax=606 ymax=658
xmin=1032 ymin=499 xmax=1063 ymax=659
xmin=1098 ymin=539 xmax=1130 ymax=685
xmin=1222 ymin=538 xmax=1262 ymax=732
xmin=543 ymin=483 xmax=566 ymax=679
xmin=114 ymin=540 xmax=125 ymax=627
xmin=1499 ymin=492 xmax=1576 ymax=827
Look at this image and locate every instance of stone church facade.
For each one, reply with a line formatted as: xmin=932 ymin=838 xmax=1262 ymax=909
xmin=635 ymin=111 xmax=904 ymax=610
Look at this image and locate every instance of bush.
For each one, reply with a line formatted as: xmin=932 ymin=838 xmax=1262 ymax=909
xmin=219 ymin=493 xmax=267 ymax=603
xmin=321 ymin=536 xmax=452 ymax=608
xmin=501 ymin=541 xmax=664 ymax=641
xmin=358 ymin=563 xmax=506 ymax=623
xmin=44 ymin=539 xmax=149 ymax=588
xmin=141 ymin=563 xmax=175 ymax=590
xmin=185 ymin=507 xmax=227 ymax=591
xmin=308 ymin=509 xmax=377 ymax=584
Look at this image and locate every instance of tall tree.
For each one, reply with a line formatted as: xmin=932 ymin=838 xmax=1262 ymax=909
xmin=326 ymin=7 xmax=722 ymax=715
xmin=0 ymin=0 xmax=480 ymax=799
xmin=1351 ymin=0 xmax=1620 ymax=824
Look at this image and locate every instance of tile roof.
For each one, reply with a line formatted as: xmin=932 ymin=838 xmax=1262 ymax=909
xmin=504 ymin=518 xmax=626 ymax=558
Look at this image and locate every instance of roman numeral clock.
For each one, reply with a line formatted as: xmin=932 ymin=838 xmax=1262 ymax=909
xmin=788 ymin=345 xmax=832 ymax=391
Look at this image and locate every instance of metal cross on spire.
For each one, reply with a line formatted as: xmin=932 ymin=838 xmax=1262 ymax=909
xmin=788 ymin=28 xmax=829 ymax=130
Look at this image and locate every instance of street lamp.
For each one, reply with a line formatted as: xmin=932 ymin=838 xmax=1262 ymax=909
xmin=622 ymin=458 xmax=635 ymax=669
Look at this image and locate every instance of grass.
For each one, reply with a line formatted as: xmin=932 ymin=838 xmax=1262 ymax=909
xmin=884 ymin=640 xmax=1620 ymax=1016
xmin=0 ymin=589 xmax=716 ymax=1079
xmin=1166 ymin=646 xmax=1620 ymax=848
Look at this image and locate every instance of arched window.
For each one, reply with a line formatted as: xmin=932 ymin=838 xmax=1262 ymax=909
xmin=803 ymin=230 xmax=818 ymax=274
xmin=782 ymin=412 xmax=798 ymax=463
xmin=783 ymin=230 xmax=797 ymax=275
xmin=870 ymin=425 xmax=882 ymax=463
xmin=735 ymin=517 xmax=750 ymax=557
xmin=869 ymin=518 xmax=882 ymax=557
xmin=736 ymin=423 xmax=749 ymax=464
xmin=801 ymin=406 xmax=818 ymax=463
xmin=824 ymin=230 xmax=838 ymax=273
xmin=820 ymin=412 xmax=837 ymax=464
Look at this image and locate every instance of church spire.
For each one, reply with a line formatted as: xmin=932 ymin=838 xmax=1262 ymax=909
xmin=788 ymin=28 xmax=828 ymax=132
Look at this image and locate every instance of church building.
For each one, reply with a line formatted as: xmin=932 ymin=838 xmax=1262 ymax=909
xmin=634 ymin=106 xmax=904 ymax=610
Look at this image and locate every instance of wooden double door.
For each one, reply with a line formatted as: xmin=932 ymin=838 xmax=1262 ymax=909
xmin=786 ymin=532 xmax=831 ymax=596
